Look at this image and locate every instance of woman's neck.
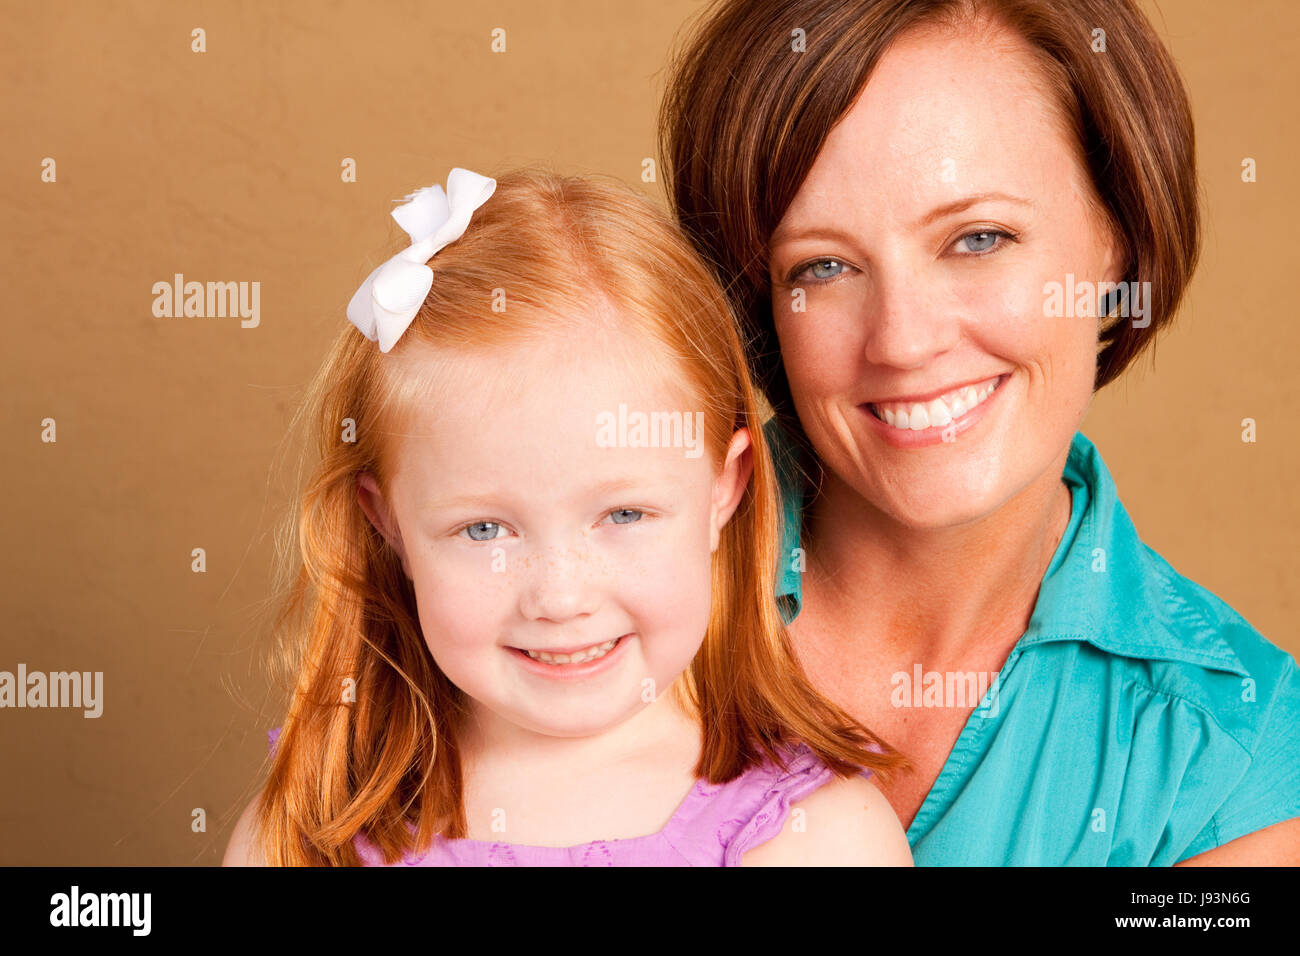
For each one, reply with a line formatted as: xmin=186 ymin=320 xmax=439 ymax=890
xmin=801 ymin=447 xmax=1074 ymax=666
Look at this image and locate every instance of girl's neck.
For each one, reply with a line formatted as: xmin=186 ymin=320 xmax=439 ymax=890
xmin=458 ymin=676 xmax=701 ymax=776
xmin=801 ymin=447 xmax=1074 ymax=665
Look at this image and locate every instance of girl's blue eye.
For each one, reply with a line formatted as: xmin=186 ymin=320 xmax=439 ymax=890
xmin=607 ymin=508 xmax=642 ymax=525
xmin=461 ymin=521 xmax=504 ymax=541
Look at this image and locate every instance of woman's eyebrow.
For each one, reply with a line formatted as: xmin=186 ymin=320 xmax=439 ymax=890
xmin=912 ymin=191 xmax=1035 ymax=229
xmin=769 ymin=222 xmax=860 ymax=246
xmin=770 ymin=191 xmax=1034 ymax=247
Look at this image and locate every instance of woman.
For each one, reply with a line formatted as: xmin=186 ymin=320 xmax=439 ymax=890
xmin=659 ymin=0 xmax=1300 ymax=864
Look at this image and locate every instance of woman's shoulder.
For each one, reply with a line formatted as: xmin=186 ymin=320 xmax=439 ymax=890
xmin=1063 ymin=433 xmax=1296 ymax=737
xmin=1126 ymin=551 xmax=1300 ymax=856
xmin=1088 ymin=535 xmax=1300 ymax=850
xmin=1132 ymin=541 xmax=1298 ymax=727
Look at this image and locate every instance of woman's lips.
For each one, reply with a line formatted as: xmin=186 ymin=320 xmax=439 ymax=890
xmin=859 ymin=373 xmax=1009 ymax=448
xmin=867 ymin=373 xmax=1004 ymax=427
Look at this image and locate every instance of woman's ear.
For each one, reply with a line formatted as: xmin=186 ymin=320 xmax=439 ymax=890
xmin=709 ymin=427 xmax=754 ymax=552
xmin=356 ymin=473 xmax=412 ymax=579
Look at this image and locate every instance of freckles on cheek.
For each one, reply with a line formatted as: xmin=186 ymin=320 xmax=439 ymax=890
xmin=962 ymin=274 xmax=1038 ymax=338
xmin=780 ymin=324 xmax=848 ymax=397
xmin=772 ymin=317 xmax=805 ymax=375
xmin=620 ymin=531 xmax=713 ymax=623
xmin=410 ymin=553 xmax=511 ymax=649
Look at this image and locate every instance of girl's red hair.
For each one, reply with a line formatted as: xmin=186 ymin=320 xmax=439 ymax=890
xmin=248 ymin=168 xmax=907 ymax=865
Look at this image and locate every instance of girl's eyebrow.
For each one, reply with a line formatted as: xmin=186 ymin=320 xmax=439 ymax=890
xmin=583 ymin=475 xmax=661 ymax=496
xmin=425 ymin=476 xmax=669 ymax=511
xmin=423 ymin=492 xmax=502 ymax=510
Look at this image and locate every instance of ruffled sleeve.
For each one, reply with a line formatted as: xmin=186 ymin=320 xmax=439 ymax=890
xmin=721 ymin=744 xmax=840 ymax=865
xmin=1177 ymin=651 xmax=1300 ymax=859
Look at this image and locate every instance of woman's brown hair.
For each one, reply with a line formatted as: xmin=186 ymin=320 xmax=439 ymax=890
xmin=659 ymin=0 xmax=1200 ymax=452
xmin=247 ymin=167 xmax=907 ymax=865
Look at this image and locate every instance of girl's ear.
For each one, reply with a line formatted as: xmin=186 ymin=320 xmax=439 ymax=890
xmin=356 ymin=473 xmax=412 ymax=579
xmin=709 ymin=427 xmax=754 ymax=552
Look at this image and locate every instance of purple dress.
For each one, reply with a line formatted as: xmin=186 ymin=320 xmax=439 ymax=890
xmin=266 ymin=726 xmax=853 ymax=866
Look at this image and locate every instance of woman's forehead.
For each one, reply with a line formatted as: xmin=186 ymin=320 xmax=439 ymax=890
xmin=777 ymin=38 xmax=1080 ymax=239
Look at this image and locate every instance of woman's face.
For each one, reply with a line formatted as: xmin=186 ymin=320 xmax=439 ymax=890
xmin=767 ymin=21 xmax=1122 ymax=529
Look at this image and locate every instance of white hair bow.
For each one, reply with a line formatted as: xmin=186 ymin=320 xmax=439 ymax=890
xmin=345 ymin=168 xmax=497 ymax=353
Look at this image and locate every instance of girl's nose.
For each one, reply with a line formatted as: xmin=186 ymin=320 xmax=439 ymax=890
xmin=516 ymin=546 xmax=600 ymax=623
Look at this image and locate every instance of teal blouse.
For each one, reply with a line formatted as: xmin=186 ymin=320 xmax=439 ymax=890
xmin=767 ymin=419 xmax=1300 ymax=865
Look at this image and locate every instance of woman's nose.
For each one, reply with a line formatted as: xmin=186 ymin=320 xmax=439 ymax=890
xmin=859 ymin=264 xmax=961 ymax=369
xmin=516 ymin=546 xmax=600 ymax=623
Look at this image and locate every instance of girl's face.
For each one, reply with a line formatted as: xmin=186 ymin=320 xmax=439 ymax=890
xmin=358 ymin=312 xmax=751 ymax=740
xmin=766 ymin=22 xmax=1122 ymax=528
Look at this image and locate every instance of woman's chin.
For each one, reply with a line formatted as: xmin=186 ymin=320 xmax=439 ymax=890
xmin=854 ymin=468 xmax=1012 ymax=530
xmin=878 ymin=495 xmax=1001 ymax=532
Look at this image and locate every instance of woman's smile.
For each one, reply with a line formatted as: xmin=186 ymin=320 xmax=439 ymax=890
xmin=858 ymin=372 xmax=1011 ymax=449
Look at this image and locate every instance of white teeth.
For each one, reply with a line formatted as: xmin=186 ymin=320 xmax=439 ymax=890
xmin=523 ymin=638 xmax=619 ymax=665
xmin=872 ymin=376 xmax=1001 ymax=431
xmin=927 ymin=399 xmax=952 ymax=428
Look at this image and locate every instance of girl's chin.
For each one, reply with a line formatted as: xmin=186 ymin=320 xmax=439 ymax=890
xmin=509 ymin=702 xmax=648 ymax=740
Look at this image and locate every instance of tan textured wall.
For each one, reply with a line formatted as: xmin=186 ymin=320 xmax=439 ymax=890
xmin=1 ymin=0 xmax=1294 ymax=864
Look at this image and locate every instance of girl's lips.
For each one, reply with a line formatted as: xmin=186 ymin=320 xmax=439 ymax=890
xmin=859 ymin=373 xmax=1009 ymax=448
xmin=508 ymin=634 xmax=632 ymax=681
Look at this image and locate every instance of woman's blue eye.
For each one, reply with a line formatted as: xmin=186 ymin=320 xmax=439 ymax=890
xmin=607 ymin=508 xmax=642 ymax=525
xmin=957 ymin=231 xmax=1008 ymax=254
xmin=803 ymin=259 xmax=845 ymax=280
xmin=462 ymin=521 xmax=504 ymax=541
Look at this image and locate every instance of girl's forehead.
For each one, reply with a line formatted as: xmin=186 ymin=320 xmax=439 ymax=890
xmin=384 ymin=361 xmax=717 ymax=509
xmin=393 ymin=321 xmax=703 ymax=425
xmin=380 ymin=325 xmax=718 ymax=493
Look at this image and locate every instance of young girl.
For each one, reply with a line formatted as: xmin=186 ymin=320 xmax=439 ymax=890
xmin=223 ymin=167 xmax=913 ymax=866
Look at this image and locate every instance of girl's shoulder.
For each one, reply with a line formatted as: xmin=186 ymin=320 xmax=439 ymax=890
xmin=223 ymin=790 xmax=267 ymax=866
xmin=668 ymin=742 xmax=911 ymax=866
xmin=258 ymin=728 xmax=910 ymax=865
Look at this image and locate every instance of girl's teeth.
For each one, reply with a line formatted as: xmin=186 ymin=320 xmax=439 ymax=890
xmin=524 ymin=638 xmax=619 ymax=665
xmin=871 ymin=376 xmax=1000 ymax=431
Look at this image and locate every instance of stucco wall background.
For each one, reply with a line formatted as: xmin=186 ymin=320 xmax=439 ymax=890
xmin=1 ymin=0 xmax=1294 ymax=864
